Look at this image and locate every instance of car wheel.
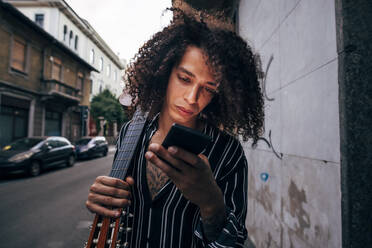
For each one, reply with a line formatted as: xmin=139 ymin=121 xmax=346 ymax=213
xmin=66 ymin=154 xmax=75 ymax=167
xmin=29 ymin=161 xmax=41 ymax=177
xmin=103 ymin=149 xmax=108 ymax=157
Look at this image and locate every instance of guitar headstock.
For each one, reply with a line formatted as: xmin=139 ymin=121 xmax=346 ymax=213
xmin=85 ymin=207 xmax=133 ymax=248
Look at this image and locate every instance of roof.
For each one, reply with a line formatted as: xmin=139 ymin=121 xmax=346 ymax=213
xmin=0 ymin=0 xmax=98 ymax=72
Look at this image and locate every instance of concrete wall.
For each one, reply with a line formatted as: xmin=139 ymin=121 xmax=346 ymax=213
xmin=238 ymin=0 xmax=341 ymax=247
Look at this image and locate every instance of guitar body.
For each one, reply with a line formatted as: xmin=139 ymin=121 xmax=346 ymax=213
xmin=85 ymin=110 xmax=147 ymax=248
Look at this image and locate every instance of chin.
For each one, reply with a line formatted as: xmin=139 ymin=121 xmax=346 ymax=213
xmin=172 ymin=112 xmax=196 ymax=127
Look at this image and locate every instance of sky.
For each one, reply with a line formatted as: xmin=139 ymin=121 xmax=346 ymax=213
xmin=64 ymin=0 xmax=173 ymax=63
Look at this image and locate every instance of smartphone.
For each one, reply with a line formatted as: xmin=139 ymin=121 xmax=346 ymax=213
xmin=162 ymin=123 xmax=213 ymax=154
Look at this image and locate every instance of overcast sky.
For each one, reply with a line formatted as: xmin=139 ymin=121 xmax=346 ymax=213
xmin=64 ymin=0 xmax=172 ymax=63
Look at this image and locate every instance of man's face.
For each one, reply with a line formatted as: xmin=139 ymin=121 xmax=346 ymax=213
xmin=161 ymin=46 xmax=218 ymax=128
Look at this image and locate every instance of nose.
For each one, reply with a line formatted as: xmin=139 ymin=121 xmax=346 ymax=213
xmin=184 ymin=84 xmax=200 ymax=104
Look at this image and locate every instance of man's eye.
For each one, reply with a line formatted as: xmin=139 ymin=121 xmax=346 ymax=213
xmin=203 ymin=87 xmax=217 ymax=94
xmin=178 ymin=75 xmax=190 ymax=83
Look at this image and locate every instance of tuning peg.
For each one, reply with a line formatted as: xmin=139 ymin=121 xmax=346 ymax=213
xmin=123 ymin=242 xmax=130 ymax=248
xmin=93 ymin=238 xmax=98 ymax=244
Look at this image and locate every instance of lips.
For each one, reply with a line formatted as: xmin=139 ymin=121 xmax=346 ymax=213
xmin=176 ymin=106 xmax=194 ymax=116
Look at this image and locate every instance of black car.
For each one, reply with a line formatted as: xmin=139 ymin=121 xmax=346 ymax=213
xmin=0 ymin=136 xmax=76 ymax=177
xmin=75 ymin=136 xmax=108 ymax=159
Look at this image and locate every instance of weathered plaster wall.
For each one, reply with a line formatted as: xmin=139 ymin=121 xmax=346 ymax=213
xmin=238 ymin=0 xmax=342 ymax=247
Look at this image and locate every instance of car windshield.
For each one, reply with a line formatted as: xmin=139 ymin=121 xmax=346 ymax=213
xmin=2 ymin=138 xmax=43 ymax=151
xmin=76 ymin=138 xmax=91 ymax=145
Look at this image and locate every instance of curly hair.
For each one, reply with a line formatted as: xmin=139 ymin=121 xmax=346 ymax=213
xmin=125 ymin=10 xmax=264 ymax=142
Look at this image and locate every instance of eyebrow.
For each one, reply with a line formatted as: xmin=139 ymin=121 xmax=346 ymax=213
xmin=178 ymin=66 xmax=218 ymax=87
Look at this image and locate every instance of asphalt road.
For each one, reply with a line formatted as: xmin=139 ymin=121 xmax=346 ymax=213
xmin=0 ymin=151 xmax=115 ymax=248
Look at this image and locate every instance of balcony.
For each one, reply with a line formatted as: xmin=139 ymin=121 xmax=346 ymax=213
xmin=41 ymin=79 xmax=81 ymax=106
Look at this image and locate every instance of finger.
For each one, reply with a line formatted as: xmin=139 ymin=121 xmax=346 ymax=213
xmin=145 ymin=150 xmax=181 ymax=180
xmin=90 ymin=182 xmax=131 ymax=199
xmin=86 ymin=200 xmax=123 ymax=218
xmin=167 ymin=146 xmax=206 ymax=169
xmin=125 ymin=176 xmax=135 ymax=186
xmin=148 ymin=143 xmax=189 ymax=172
xmin=198 ymin=154 xmax=211 ymax=167
xmin=88 ymin=191 xmax=131 ymax=209
xmin=97 ymin=176 xmax=131 ymax=190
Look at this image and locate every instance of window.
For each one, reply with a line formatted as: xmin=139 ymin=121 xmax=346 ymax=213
xmin=106 ymin=64 xmax=111 ymax=77
xmin=44 ymin=110 xmax=61 ymax=136
xmin=74 ymin=35 xmax=79 ymax=50
xmin=69 ymin=30 xmax=73 ymax=46
xmin=99 ymin=57 xmax=103 ymax=72
xmin=47 ymin=139 xmax=59 ymax=148
xmin=90 ymin=80 xmax=93 ymax=94
xmin=63 ymin=25 xmax=67 ymax=41
xmin=89 ymin=49 xmax=95 ymax=64
xmin=51 ymin=57 xmax=62 ymax=81
xmin=11 ymin=36 xmax=27 ymax=73
xmin=0 ymin=105 xmax=28 ymax=147
xmin=77 ymin=72 xmax=84 ymax=93
xmin=35 ymin=14 xmax=44 ymax=28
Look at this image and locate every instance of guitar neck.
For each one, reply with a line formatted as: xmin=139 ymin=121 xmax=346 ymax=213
xmin=85 ymin=110 xmax=147 ymax=248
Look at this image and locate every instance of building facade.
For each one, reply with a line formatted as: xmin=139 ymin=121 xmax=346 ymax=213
xmin=0 ymin=1 xmax=97 ymax=147
xmin=6 ymin=0 xmax=125 ymax=98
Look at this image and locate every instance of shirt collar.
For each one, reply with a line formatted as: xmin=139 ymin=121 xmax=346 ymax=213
xmin=146 ymin=112 xmax=160 ymax=131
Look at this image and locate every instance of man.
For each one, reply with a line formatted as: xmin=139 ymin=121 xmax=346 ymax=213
xmin=86 ymin=11 xmax=264 ymax=247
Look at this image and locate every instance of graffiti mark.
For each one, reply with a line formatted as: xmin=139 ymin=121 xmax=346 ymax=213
xmin=252 ymin=130 xmax=283 ymax=160
xmin=268 ymin=130 xmax=283 ymax=159
xmin=261 ymin=54 xmax=275 ymax=102
xmin=260 ymin=172 xmax=269 ymax=182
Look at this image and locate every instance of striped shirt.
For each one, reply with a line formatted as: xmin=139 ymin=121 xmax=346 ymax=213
xmin=116 ymin=115 xmax=248 ymax=247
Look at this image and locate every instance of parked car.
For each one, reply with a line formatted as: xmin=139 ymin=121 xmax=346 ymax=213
xmin=75 ymin=136 xmax=108 ymax=159
xmin=0 ymin=136 xmax=76 ymax=177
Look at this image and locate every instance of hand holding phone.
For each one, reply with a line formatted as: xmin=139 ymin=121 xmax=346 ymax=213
xmin=162 ymin=123 xmax=212 ymax=154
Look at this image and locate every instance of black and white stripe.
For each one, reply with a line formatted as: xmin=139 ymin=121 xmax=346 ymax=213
xmin=115 ymin=116 xmax=248 ymax=247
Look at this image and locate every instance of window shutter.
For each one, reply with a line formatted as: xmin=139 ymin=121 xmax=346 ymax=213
xmin=77 ymin=72 xmax=84 ymax=92
xmin=51 ymin=58 xmax=62 ymax=80
xmin=11 ymin=39 xmax=26 ymax=71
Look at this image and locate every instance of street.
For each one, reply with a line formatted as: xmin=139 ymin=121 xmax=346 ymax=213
xmin=0 ymin=151 xmax=115 ymax=248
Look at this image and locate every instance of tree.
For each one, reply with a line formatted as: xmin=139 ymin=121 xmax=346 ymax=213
xmin=90 ymin=89 xmax=127 ymax=134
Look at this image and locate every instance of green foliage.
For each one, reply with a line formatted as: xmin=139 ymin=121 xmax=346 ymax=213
xmin=90 ymin=89 xmax=127 ymax=127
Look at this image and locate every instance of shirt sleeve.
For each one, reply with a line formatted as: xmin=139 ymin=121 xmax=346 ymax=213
xmin=194 ymin=139 xmax=248 ymax=247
